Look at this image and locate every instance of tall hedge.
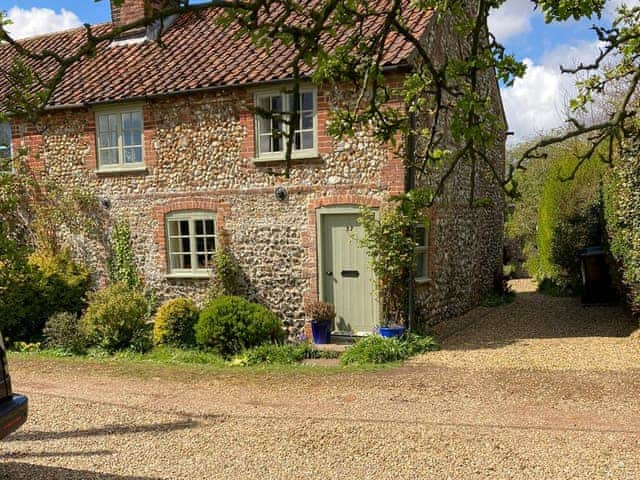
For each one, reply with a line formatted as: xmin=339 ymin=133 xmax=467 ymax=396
xmin=504 ymin=145 xmax=555 ymax=277
xmin=605 ymin=143 xmax=640 ymax=314
xmin=533 ymin=154 xmax=608 ymax=294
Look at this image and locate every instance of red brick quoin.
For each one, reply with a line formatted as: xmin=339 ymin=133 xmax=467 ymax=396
xmin=151 ymin=197 xmax=231 ymax=276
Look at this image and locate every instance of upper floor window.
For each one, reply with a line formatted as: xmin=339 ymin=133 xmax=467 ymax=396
xmin=414 ymin=224 xmax=429 ymax=282
xmin=165 ymin=211 xmax=217 ymax=277
xmin=0 ymin=123 xmax=11 ymax=173
xmin=95 ymin=107 xmax=144 ymax=170
xmin=254 ymin=88 xmax=317 ymax=161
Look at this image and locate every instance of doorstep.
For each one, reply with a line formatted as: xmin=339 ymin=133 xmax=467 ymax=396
xmin=312 ymin=343 xmax=350 ymax=354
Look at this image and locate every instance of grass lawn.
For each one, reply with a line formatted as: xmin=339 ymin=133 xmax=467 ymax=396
xmin=7 ymin=347 xmax=390 ymax=383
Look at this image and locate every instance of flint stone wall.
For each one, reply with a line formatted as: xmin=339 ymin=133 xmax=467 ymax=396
xmin=13 ymin=83 xmax=504 ymax=336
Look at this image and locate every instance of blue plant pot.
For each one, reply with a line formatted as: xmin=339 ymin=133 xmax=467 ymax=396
xmin=311 ymin=320 xmax=332 ymax=344
xmin=378 ymin=326 xmax=405 ymax=338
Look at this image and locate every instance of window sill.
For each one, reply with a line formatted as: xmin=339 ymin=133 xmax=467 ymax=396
xmin=165 ymin=272 xmax=212 ymax=280
xmin=95 ymin=166 xmax=148 ymax=176
xmin=415 ymin=277 xmax=432 ymax=285
xmin=253 ymin=151 xmax=320 ymax=164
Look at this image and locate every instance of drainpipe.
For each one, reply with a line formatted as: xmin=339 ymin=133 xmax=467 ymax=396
xmin=405 ymin=105 xmax=417 ymax=332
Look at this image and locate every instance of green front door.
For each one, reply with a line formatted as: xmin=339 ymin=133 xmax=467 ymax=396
xmin=320 ymin=210 xmax=378 ymax=334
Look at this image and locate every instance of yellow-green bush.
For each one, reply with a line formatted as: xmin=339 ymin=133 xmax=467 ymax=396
xmin=28 ymin=248 xmax=92 ymax=313
xmin=80 ymin=283 xmax=149 ymax=352
xmin=153 ymin=298 xmax=199 ymax=347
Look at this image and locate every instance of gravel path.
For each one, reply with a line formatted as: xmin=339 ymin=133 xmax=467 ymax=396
xmin=416 ymin=279 xmax=640 ymax=371
xmin=1 ymin=281 xmax=639 ymax=479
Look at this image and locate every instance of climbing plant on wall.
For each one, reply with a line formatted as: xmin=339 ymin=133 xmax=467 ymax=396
xmin=108 ymin=221 xmax=141 ymax=289
xmin=358 ymin=188 xmax=432 ymax=327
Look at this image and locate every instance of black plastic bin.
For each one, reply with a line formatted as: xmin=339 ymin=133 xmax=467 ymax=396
xmin=577 ymin=246 xmax=614 ymax=305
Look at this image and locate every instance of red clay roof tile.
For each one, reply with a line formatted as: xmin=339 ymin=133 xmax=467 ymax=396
xmin=0 ymin=4 xmax=432 ymax=110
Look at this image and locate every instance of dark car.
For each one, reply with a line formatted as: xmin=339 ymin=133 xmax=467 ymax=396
xmin=0 ymin=333 xmax=27 ymax=439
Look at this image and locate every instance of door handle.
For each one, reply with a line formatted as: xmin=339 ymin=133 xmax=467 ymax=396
xmin=326 ymin=271 xmax=333 ymax=276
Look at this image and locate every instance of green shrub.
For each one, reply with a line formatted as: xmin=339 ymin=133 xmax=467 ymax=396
xmin=340 ymin=336 xmax=406 ymax=364
xmin=235 ymin=343 xmax=320 ymax=366
xmin=79 ymin=283 xmax=150 ymax=352
xmin=401 ymin=333 xmax=440 ymax=356
xmin=194 ymin=296 xmax=285 ymax=356
xmin=0 ymin=242 xmax=91 ymax=341
xmin=129 ymin=324 xmax=154 ymax=353
xmin=0 ymin=230 xmax=38 ymax=340
xmin=153 ymin=298 xmax=199 ymax=347
xmin=358 ymin=190 xmax=431 ymax=326
xmin=340 ymin=334 xmax=439 ymax=365
xmin=43 ymin=312 xmax=88 ymax=353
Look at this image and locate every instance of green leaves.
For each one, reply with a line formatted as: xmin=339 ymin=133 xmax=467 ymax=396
xmin=108 ymin=221 xmax=141 ymax=289
xmin=4 ymin=60 xmax=51 ymax=123
xmin=535 ymin=0 xmax=605 ymax=22
xmin=358 ymin=188 xmax=431 ymax=325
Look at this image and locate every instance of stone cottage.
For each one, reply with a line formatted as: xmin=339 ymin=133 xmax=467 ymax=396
xmin=0 ymin=1 xmax=505 ymax=336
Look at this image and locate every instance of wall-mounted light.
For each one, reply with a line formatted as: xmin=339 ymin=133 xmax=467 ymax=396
xmin=275 ymin=187 xmax=288 ymax=201
xmin=101 ymin=197 xmax=111 ymax=209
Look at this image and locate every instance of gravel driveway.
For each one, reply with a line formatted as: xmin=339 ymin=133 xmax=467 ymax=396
xmin=2 ymin=281 xmax=639 ymax=479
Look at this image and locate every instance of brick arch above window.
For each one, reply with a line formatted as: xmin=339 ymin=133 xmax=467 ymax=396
xmin=151 ymin=197 xmax=231 ymax=278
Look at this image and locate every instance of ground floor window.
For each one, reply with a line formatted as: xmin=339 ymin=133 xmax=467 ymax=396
xmin=0 ymin=123 xmax=11 ymax=173
xmin=414 ymin=224 xmax=429 ymax=282
xmin=166 ymin=211 xmax=216 ymax=276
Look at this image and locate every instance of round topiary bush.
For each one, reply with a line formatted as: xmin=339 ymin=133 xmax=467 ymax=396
xmin=153 ymin=297 xmax=199 ymax=347
xmin=79 ymin=283 xmax=150 ymax=352
xmin=194 ymin=296 xmax=285 ymax=356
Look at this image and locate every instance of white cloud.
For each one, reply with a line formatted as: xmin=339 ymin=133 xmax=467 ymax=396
xmin=488 ymin=0 xmax=537 ymax=41
xmin=4 ymin=6 xmax=82 ymax=40
xmin=604 ymin=0 xmax=640 ymax=18
xmin=501 ymin=41 xmax=601 ymax=144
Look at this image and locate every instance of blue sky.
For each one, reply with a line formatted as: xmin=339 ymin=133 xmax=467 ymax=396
xmin=2 ymin=0 xmax=637 ymax=143
xmin=0 ymin=1 xmax=111 ymax=25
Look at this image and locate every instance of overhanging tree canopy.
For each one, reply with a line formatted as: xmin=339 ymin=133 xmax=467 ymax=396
xmin=0 ymin=0 xmax=637 ymax=200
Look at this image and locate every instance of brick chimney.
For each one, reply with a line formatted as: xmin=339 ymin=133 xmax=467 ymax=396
xmin=110 ymin=0 xmax=165 ymax=28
